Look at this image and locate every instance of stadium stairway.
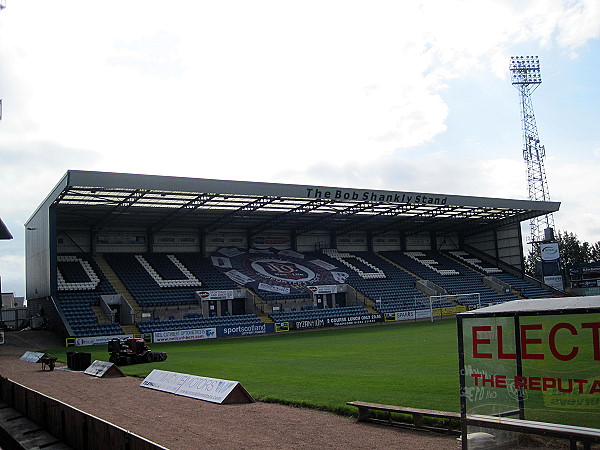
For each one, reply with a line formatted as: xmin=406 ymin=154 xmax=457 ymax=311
xmin=91 ymin=305 xmax=110 ymax=324
xmin=94 ymin=255 xmax=144 ymax=321
xmin=364 ymin=304 xmax=379 ymax=314
xmin=120 ymin=324 xmax=141 ymax=335
xmin=357 ymin=292 xmax=379 ymax=314
xmin=257 ymin=314 xmax=274 ymax=324
xmin=244 ymin=287 xmax=276 ymax=315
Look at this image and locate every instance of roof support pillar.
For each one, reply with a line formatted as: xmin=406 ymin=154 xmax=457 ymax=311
xmin=199 ymin=228 xmax=206 ymax=258
xmin=493 ymin=229 xmax=500 ymax=262
xmin=147 ymin=228 xmax=154 ymax=253
xmin=90 ymin=229 xmax=96 ymax=255
xmin=291 ymin=231 xmax=297 ymax=252
xmin=518 ymin=225 xmax=525 ymax=275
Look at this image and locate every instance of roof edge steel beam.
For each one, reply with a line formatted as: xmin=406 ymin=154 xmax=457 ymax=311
xmin=149 ymin=193 xmax=217 ymax=234
xmin=461 ymin=210 xmax=543 ymax=238
xmin=250 ymin=198 xmax=331 ymax=237
xmin=402 ymin=207 xmax=489 ymax=237
xmin=293 ymin=201 xmax=379 ymax=235
xmin=92 ymin=189 xmax=149 ymax=231
xmin=204 ymin=196 xmax=279 ymax=233
xmin=336 ymin=203 xmax=423 ymax=237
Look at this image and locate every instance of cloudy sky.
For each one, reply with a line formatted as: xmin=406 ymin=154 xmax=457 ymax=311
xmin=0 ymin=0 xmax=599 ymax=297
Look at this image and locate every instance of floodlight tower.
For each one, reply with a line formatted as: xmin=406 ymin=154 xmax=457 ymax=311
xmin=510 ymin=55 xmax=555 ymax=244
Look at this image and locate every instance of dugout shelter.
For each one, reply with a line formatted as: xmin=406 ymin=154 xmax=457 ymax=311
xmin=457 ymin=296 xmax=600 ymax=448
xmin=25 ymin=170 xmax=561 ymax=340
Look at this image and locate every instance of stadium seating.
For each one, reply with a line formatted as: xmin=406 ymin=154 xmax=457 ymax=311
xmin=447 ymin=250 xmax=553 ymax=299
xmin=57 ymin=255 xmax=101 ymax=291
xmin=56 ymin=254 xmax=124 ymax=337
xmin=309 ymin=250 xmax=433 ymax=312
xmin=104 ymin=252 xmax=265 ymax=332
xmin=382 ymin=251 xmax=522 ymax=307
xmin=448 ymin=251 xmax=502 ymax=275
xmin=103 ymin=253 xmax=236 ymax=308
xmin=55 ymin=248 xmax=554 ymax=337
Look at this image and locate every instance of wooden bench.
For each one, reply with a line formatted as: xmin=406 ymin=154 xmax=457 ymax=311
xmin=464 ymin=414 xmax=600 ymax=450
xmin=346 ymin=401 xmax=460 ymax=432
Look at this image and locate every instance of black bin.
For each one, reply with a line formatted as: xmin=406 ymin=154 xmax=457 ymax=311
xmin=66 ymin=351 xmax=75 ymax=369
xmin=72 ymin=352 xmax=92 ymax=371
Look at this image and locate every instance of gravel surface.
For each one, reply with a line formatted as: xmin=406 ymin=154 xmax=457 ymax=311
xmin=0 ymin=331 xmax=459 ymax=449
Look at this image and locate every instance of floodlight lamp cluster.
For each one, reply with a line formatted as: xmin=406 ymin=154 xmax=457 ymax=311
xmin=510 ymin=56 xmax=541 ymax=85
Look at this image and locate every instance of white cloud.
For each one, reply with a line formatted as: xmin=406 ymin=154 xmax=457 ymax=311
xmin=3 ymin=1 xmax=598 ymax=170
xmin=556 ymin=0 xmax=600 ymax=52
xmin=0 ymin=253 xmax=25 ymax=295
xmin=547 ymin=157 xmax=600 ymax=243
xmin=275 ymin=154 xmax=526 ymax=199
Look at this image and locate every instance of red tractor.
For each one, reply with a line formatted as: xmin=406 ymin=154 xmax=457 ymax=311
xmin=108 ymin=337 xmax=167 ymax=365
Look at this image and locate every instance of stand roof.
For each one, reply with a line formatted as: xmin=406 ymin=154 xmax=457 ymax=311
xmin=28 ymin=170 xmax=561 ymax=238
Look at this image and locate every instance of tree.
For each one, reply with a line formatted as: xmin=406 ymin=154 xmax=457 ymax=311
xmin=524 ymin=230 xmax=600 ymax=278
xmin=589 ymin=241 xmax=600 ymax=262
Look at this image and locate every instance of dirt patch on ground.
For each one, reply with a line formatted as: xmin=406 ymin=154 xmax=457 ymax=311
xmin=0 ymin=331 xmax=459 ymax=449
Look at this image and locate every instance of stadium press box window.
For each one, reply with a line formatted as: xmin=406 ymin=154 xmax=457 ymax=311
xmin=457 ymin=297 xmax=600 ymax=447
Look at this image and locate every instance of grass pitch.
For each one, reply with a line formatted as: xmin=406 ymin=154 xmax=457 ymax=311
xmin=52 ymin=320 xmax=460 ymax=415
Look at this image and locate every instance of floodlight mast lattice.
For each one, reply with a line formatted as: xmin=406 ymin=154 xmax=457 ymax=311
xmin=510 ymin=55 xmax=555 ymax=244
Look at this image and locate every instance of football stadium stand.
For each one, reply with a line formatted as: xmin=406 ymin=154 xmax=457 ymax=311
xmin=103 ymin=253 xmax=203 ymax=308
xmin=56 ymin=254 xmax=125 ymax=337
xmin=24 ymin=171 xmax=562 ymax=341
xmin=310 ymin=250 xmax=435 ymax=312
xmin=47 ymin=247 xmax=559 ymax=338
xmin=382 ymin=251 xmax=519 ymax=307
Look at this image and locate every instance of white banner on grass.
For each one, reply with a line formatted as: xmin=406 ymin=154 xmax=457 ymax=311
xmin=20 ymin=351 xmax=46 ymax=362
xmin=153 ymin=328 xmax=217 ymax=343
xmin=141 ymin=369 xmax=239 ymax=404
xmin=84 ymin=360 xmax=120 ymax=377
